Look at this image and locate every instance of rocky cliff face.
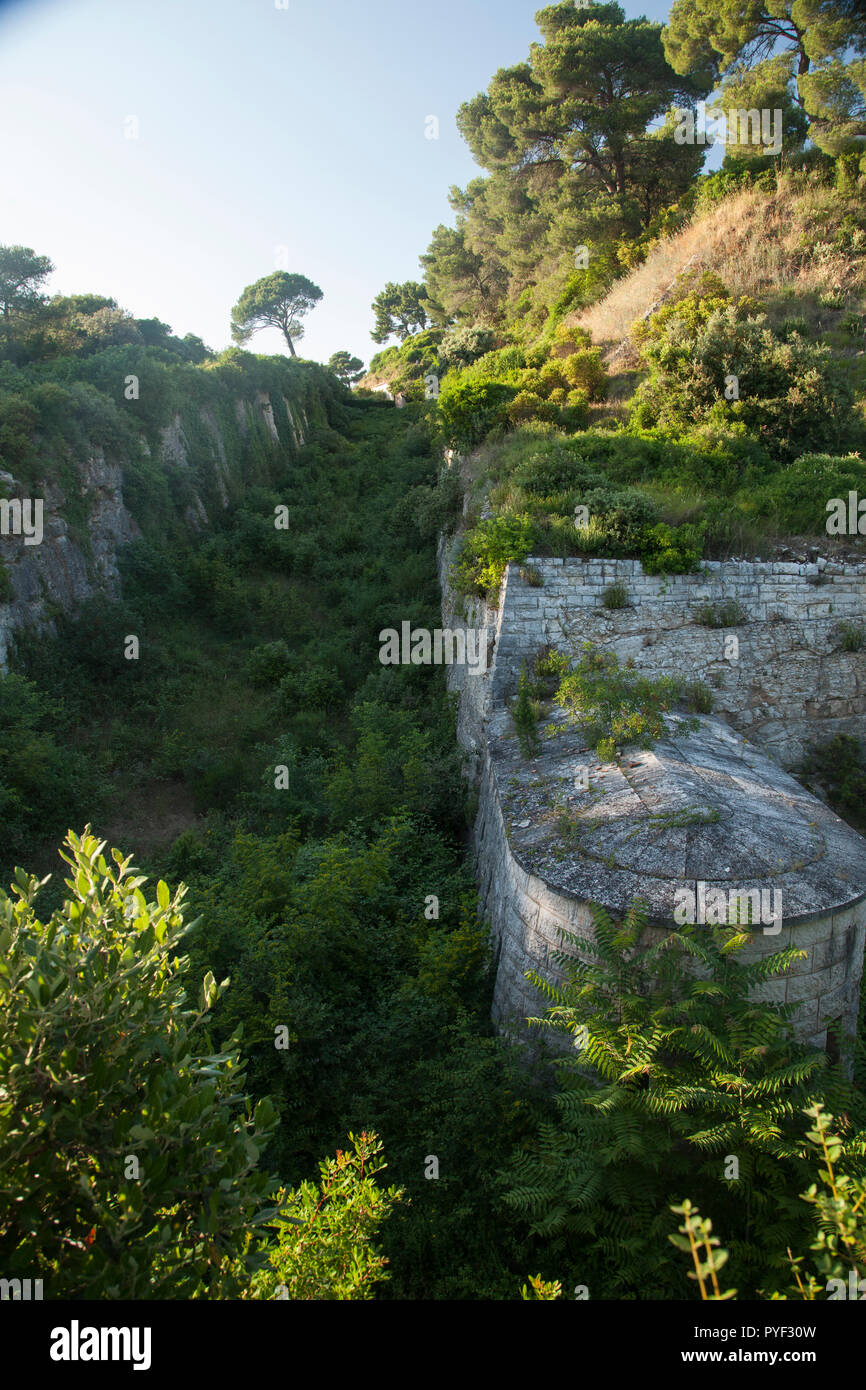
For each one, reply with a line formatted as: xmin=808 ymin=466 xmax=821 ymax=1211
xmin=0 ymin=391 xmax=311 ymax=671
xmin=0 ymin=450 xmax=135 ymax=670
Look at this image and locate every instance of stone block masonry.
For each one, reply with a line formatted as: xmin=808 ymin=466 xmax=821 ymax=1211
xmin=493 ymin=557 xmax=866 ymax=768
xmin=439 ymin=544 xmax=866 ymax=1053
xmin=481 ymin=706 xmax=866 ymax=1049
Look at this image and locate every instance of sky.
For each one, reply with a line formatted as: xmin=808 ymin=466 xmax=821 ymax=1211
xmin=0 ymin=0 xmax=687 ymax=368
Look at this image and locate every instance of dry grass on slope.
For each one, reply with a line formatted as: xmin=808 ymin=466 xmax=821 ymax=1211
xmin=571 ymin=177 xmax=866 ymax=365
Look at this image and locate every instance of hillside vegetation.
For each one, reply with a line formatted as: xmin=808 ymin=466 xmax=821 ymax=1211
xmin=363 ymin=2 xmax=866 ymax=582
xmin=4 ymin=0 xmax=866 ymax=1306
xmin=367 ymin=169 xmax=866 ymax=583
xmin=575 ymin=180 xmax=866 ymax=363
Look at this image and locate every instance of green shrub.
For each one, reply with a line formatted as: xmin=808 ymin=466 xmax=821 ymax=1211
xmin=512 ymin=446 xmax=606 ymax=499
xmin=668 ymin=1105 xmax=866 ymax=1301
xmin=532 ymin=645 xmax=569 ymax=695
xmin=246 ymin=1133 xmax=402 ymax=1301
xmin=468 ymin=345 xmax=526 ymax=377
xmin=506 ymin=389 xmax=559 ymax=427
xmin=799 ymin=734 xmax=866 ymax=833
xmin=0 ymin=392 xmax=40 ymax=481
xmin=777 ymin=316 xmax=810 ymax=341
xmin=686 ymin=679 xmax=715 ymax=714
xmin=819 ymin=287 xmax=847 ymax=311
xmin=602 ymin=581 xmax=629 ymax=610
xmin=437 ymin=375 xmax=514 ymax=450
xmin=631 ymin=290 xmax=856 ymax=461
xmin=0 ymin=829 xmax=401 ymax=1299
xmin=368 ymin=329 xmax=443 ymax=397
xmin=837 ymin=621 xmax=865 ymax=653
xmin=554 ymin=644 xmax=682 ymax=759
xmin=584 ymin=489 xmax=658 ymax=551
xmin=841 ymin=311 xmax=866 ymax=338
xmin=754 ymin=452 xmax=866 ymax=534
xmin=694 ymin=599 xmax=748 ymax=628
xmin=453 ymin=513 xmax=536 ymax=597
xmin=513 ymin=663 xmax=540 ymax=758
xmin=246 ymin=639 xmax=293 ymax=686
xmin=560 ymin=347 xmax=607 ymax=400
xmin=118 ymin=538 xmax=187 ymax=612
xmin=279 ymin=665 xmax=343 ymax=713
xmin=438 ymin=325 xmax=496 ymax=371
xmin=562 ymin=388 xmax=590 ymax=430
xmin=0 ymin=672 xmax=102 ymax=876
xmin=641 ymin=522 xmax=704 ymax=575
xmin=394 ymin=473 xmax=462 ymax=539
xmin=458 ymin=431 xmax=710 ymax=571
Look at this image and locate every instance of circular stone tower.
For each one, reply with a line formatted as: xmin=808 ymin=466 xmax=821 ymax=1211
xmin=477 ymin=709 xmax=866 ymax=1050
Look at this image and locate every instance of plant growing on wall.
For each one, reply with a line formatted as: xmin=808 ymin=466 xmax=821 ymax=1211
xmin=513 ymin=663 xmax=541 ymax=758
xmin=553 ymin=643 xmax=684 ymax=761
xmin=453 ymin=512 xmax=536 ymax=598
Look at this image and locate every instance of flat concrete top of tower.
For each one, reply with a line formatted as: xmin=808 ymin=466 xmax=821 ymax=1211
xmin=489 ymin=709 xmax=866 ymax=924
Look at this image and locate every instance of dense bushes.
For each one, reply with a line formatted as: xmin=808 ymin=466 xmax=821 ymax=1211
xmin=631 ymin=281 xmax=856 ymax=461
xmin=5 ymin=389 xmax=553 ymax=1299
xmin=435 ymin=323 xmax=606 ymax=448
xmin=438 ymin=324 xmax=495 ymax=370
xmin=0 ymin=829 xmax=401 ymax=1299
xmin=366 ymin=329 xmax=443 ymax=400
xmin=437 ymin=374 xmax=515 ymax=450
xmin=799 ymin=734 xmax=866 ymax=835
xmin=752 ymin=452 xmax=866 ymax=534
xmin=453 ymin=512 xmax=536 ymax=596
xmin=452 ymin=409 xmax=866 ymax=590
xmin=0 ymin=673 xmax=102 ymax=881
xmin=452 ymin=432 xmax=706 ymax=594
xmin=503 ymin=902 xmax=861 ymax=1300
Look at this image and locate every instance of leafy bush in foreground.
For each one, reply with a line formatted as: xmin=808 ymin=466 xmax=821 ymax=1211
xmin=0 ymin=829 xmax=399 ymax=1299
xmin=503 ymin=903 xmax=855 ymax=1300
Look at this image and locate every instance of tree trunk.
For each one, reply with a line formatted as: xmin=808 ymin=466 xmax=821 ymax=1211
xmin=285 ymin=332 xmax=296 ymax=357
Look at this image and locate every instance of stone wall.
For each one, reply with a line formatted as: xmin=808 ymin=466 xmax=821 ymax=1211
xmin=478 ymin=706 xmax=866 ymax=1051
xmin=494 ymin=556 xmax=866 ymax=767
xmin=439 ymin=549 xmax=866 ymax=1053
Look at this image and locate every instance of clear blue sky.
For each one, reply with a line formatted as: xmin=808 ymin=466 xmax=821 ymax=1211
xmin=0 ymin=0 xmax=683 ymax=367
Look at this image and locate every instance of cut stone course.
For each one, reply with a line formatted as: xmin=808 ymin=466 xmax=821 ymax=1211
xmin=438 ymin=541 xmax=866 ymax=1054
